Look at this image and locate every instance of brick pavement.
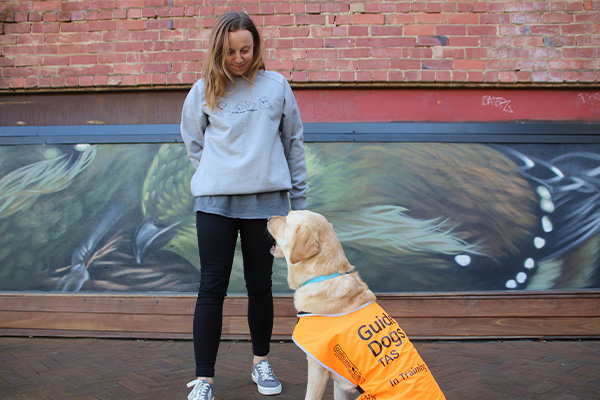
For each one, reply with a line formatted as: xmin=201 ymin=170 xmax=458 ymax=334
xmin=1 ymin=337 xmax=599 ymax=399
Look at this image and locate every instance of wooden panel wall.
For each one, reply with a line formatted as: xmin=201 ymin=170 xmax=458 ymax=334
xmin=1 ymin=291 xmax=599 ymax=340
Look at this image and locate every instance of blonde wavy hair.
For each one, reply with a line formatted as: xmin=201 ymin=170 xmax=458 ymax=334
xmin=203 ymin=11 xmax=265 ymax=110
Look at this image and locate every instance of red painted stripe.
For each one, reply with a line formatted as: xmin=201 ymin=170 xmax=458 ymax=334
xmin=294 ymin=89 xmax=600 ymax=123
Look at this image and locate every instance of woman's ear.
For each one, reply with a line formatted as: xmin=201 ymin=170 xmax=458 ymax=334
xmin=289 ymin=224 xmax=319 ymax=264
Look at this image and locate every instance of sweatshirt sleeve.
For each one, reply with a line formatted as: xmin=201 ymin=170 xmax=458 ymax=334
xmin=180 ymin=80 xmax=208 ymax=169
xmin=280 ymin=79 xmax=309 ymax=210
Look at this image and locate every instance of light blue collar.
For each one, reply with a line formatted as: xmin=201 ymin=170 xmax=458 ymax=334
xmin=300 ymin=271 xmax=355 ymax=288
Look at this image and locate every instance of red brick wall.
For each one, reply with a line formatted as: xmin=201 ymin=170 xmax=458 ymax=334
xmin=1 ymin=1 xmax=599 ymax=90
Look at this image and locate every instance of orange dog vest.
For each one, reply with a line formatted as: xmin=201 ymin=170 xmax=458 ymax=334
xmin=293 ymin=302 xmax=445 ymax=400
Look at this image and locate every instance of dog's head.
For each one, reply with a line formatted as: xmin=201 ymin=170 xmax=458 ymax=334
xmin=267 ymin=210 xmax=351 ymax=289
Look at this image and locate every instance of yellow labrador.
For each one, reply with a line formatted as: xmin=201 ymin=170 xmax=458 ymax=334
xmin=267 ymin=210 xmax=445 ymax=400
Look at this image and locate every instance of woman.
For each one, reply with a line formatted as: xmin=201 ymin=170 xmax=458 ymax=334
xmin=180 ymin=10 xmax=308 ymax=400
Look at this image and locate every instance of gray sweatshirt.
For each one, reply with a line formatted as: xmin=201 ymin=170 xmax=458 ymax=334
xmin=180 ymin=70 xmax=308 ymax=210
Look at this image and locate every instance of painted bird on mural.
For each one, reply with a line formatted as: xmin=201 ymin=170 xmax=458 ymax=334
xmin=50 ymin=143 xmax=200 ymax=293
xmin=0 ymin=142 xmax=182 ymax=292
xmin=130 ymin=141 xmax=600 ymax=293
xmin=46 ymin=144 xmax=161 ymax=293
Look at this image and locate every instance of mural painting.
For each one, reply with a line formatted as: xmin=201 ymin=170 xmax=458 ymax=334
xmin=0 ymin=141 xmax=598 ymax=294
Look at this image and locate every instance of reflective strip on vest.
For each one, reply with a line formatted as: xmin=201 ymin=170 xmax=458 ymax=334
xmin=293 ymin=302 xmax=446 ymax=400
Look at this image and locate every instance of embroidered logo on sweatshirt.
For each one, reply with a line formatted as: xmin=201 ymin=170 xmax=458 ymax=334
xmin=223 ymin=97 xmax=273 ymax=114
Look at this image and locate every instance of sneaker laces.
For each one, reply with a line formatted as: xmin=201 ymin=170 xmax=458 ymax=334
xmin=256 ymin=361 xmax=276 ymax=382
xmin=187 ymin=378 xmax=211 ymax=400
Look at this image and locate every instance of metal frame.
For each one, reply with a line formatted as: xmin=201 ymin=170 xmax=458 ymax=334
xmin=1 ymin=122 xmax=600 ymax=144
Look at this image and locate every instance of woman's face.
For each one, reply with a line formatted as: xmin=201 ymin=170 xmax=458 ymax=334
xmin=225 ymin=29 xmax=254 ymax=77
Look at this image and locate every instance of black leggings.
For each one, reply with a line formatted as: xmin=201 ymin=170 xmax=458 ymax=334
xmin=193 ymin=212 xmax=275 ymax=378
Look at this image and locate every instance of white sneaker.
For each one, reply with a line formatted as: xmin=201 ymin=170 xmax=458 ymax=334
xmin=187 ymin=378 xmax=214 ymax=400
xmin=252 ymin=360 xmax=282 ymax=395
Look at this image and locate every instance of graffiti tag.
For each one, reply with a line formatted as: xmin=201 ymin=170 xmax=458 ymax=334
xmin=578 ymin=92 xmax=600 ymax=105
xmin=482 ymin=95 xmax=513 ymax=113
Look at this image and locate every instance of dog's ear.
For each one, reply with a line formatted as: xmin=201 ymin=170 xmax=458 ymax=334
xmin=289 ymin=224 xmax=319 ymax=264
